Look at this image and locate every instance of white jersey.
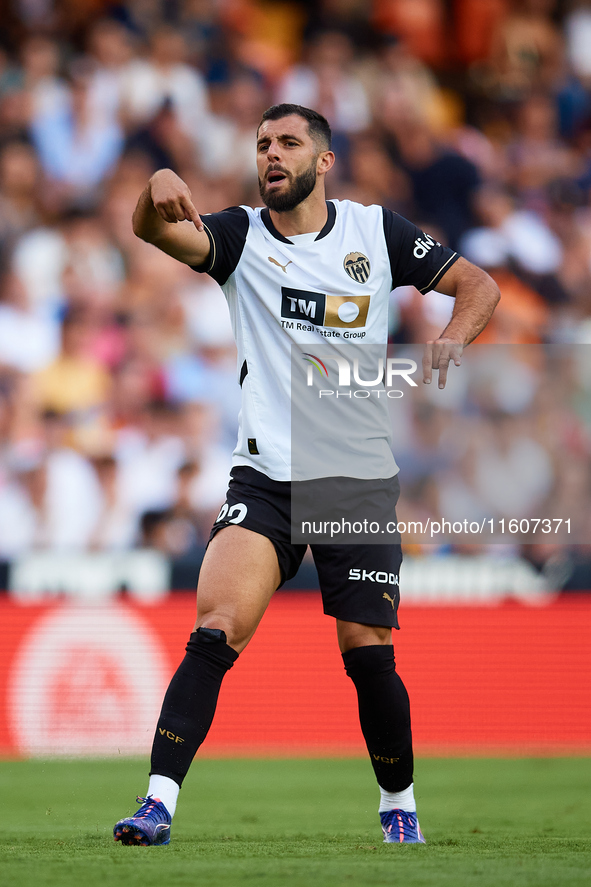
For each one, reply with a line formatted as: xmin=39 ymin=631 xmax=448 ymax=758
xmin=193 ymin=199 xmax=458 ymax=481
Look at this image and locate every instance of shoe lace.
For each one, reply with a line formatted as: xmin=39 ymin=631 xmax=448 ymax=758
xmin=382 ymin=809 xmax=416 ymax=834
xmin=134 ymin=795 xmax=165 ymax=822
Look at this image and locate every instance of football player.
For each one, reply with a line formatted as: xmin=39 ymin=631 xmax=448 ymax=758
xmin=113 ymin=104 xmax=499 ymax=846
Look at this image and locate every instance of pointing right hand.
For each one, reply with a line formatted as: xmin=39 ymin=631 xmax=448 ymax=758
xmin=149 ymin=169 xmax=204 ymax=232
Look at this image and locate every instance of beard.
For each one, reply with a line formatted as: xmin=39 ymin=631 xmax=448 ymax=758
xmin=259 ymin=159 xmax=318 ymax=212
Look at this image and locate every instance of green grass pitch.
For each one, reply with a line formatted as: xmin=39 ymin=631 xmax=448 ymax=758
xmin=1 ymin=757 xmax=590 ymax=887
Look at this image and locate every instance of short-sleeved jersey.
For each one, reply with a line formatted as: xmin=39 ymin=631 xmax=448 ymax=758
xmin=192 ymin=199 xmax=458 ymax=481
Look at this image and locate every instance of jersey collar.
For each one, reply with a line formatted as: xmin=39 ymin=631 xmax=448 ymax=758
xmin=260 ymin=201 xmax=336 ymax=244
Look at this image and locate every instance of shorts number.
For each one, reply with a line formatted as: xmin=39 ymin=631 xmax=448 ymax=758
xmin=215 ymin=502 xmax=248 ymax=525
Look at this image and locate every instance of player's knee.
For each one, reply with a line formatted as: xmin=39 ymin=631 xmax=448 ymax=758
xmin=342 ymin=643 xmax=396 ymax=681
xmin=337 ymin=620 xmax=391 ymax=653
xmin=185 ymin=626 xmax=240 ymax=665
xmin=196 ymin=614 xmax=255 ymax=653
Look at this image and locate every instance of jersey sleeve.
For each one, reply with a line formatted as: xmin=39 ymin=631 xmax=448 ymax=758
xmin=191 ymin=206 xmax=249 ymax=285
xmin=382 ymin=207 xmax=459 ymax=294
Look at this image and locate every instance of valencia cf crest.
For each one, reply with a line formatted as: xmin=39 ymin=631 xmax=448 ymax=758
xmin=344 ymin=252 xmax=370 ymax=284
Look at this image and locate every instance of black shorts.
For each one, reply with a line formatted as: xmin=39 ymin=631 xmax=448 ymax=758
xmin=209 ymin=466 xmax=402 ymax=629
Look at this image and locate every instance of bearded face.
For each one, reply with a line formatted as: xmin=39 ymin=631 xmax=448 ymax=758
xmin=258 ymin=156 xmax=318 ymax=212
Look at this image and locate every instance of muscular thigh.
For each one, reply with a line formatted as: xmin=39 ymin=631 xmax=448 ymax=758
xmin=194 ymin=525 xmax=281 ymax=653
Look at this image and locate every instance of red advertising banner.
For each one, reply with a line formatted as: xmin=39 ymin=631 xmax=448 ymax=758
xmin=1 ymin=593 xmax=590 ymax=757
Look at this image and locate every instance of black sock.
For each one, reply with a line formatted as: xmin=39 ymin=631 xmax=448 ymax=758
xmin=150 ymin=628 xmax=238 ymax=786
xmin=342 ymin=645 xmax=413 ymax=792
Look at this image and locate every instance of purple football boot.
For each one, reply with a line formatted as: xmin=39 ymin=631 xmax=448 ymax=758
xmin=380 ymin=809 xmax=426 ymax=844
xmin=113 ymin=795 xmax=171 ymax=846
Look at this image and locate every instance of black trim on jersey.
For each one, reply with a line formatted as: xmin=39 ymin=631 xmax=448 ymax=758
xmin=382 ymin=207 xmax=459 ymax=294
xmin=190 ymin=206 xmax=249 ymax=285
xmin=260 ymin=201 xmax=336 ymax=244
xmin=316 ymin=201 xmax=336 ymax=240
xmin=260 ymin=208 xmax=292 ymax=243
xmin=239 ymin=359 xmax=248 ymax=387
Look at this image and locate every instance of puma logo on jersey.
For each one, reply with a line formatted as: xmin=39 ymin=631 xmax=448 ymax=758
xmin=413 ymin=233 xmax=440 ymax=259
xmin=383 ymin=592 xmax=396 ymax=608
xmin=268 ymin=256 xmax=292 ymax=273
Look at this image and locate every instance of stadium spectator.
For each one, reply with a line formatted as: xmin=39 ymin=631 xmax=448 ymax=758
xmin=19 ymin=35 xmax=69 ymax=120
xmin=84 ymin=18 xmax=136 ymax=127
xmin=2 ymin=410 xmax=103 ymax=551
xmin=564 ymin=1 xmax=591 ymax=84
xmin=380 ymin=110 xmax=481 ymax=249
xmin=471 ymin=412 xmax=555 ymax=519
xmin=372 ymin=0 xmax=448 ymax=68
xmin=89 ymin=453 xmax=138 ymax=550
xmin=114 ymin=400 xmax=187 ymax=521
xmin=30 ymin=304 xmax=111 ymax=410
xmin=462 ymin=182 xmax=564 ymax=279
xmin=118 ymin=26 xmax=209 ymax=137
xmin=277 ymin=30 xmax=371 ymax=135
xmin=505 ymin=92 xmax=578 ymax=195
xmin=194 ymin=73 xmax=268 ymax=184
xmin=0 ymin=140 xmax=43 ymax=248
xmin=138 ymin=461 xmax=208 ymax=555
xmin=368 ymin=36 xmax=454 ymax=134
xmin=339 ymin=132 xmax=412 ymax=212
xmin=460 ymin=229 xmax=551 ymax=343
xmin=28 ymin=304 xmax=112 ymax=454
xmin=480 ymin=0 xmax=564 ymax=100
xmin=29 ymin=65 xmax=124 ymax=209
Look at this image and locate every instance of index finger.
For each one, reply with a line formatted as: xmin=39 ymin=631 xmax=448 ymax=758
xmin=422 ymin=343 xmax=434 ymax=384
xmin=437 ymin=354 xmax=450 ymax=389
xmin=181 ymin=197 xmax=204 ymax=232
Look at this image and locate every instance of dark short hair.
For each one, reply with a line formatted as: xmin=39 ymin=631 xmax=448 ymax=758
xmin=258 ymin=104 xmax=332 ymax=150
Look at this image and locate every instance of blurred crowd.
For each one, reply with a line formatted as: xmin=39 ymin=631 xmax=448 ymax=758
xmin=390 ymin=345 xmax=591 ymax=577
xmin=0 ymin=0 xmax=591 ymax=574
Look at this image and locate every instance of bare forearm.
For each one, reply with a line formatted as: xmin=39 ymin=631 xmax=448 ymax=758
xmin=132 ymin=181 xmax=167 ymax=243
xmin=422 ymin=258 xmax=500 ymax=387
xmin=439 ymin=261 xmax=500 ymax=345
xmin=130 ymin=169 xmax=210 ymax=265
